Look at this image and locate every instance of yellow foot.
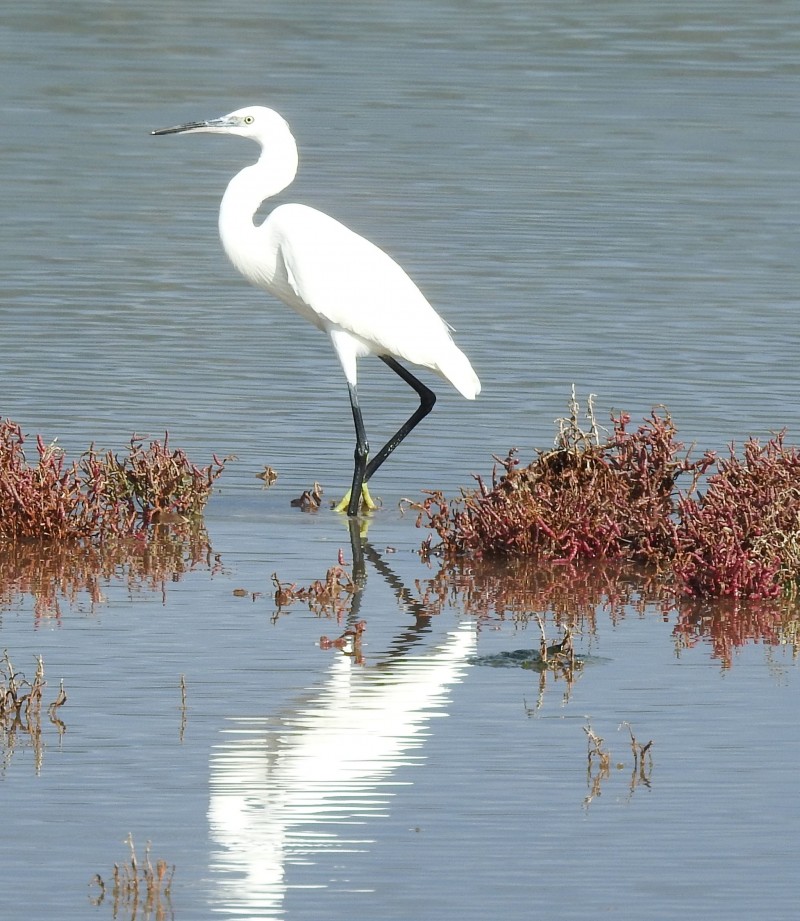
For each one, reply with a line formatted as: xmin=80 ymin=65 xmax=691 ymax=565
xmin=333 ymin=482 xmax=378 ymax=514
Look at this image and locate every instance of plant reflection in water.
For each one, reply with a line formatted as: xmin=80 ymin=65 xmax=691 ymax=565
xmin=415 ymin=555 xmax=800 ymax=669
xmin=0 ymin=522 xmax=218 ymax=620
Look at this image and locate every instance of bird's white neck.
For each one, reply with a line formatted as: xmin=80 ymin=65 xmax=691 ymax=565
xmin=218 ymin=138 xmax=298 ymax=286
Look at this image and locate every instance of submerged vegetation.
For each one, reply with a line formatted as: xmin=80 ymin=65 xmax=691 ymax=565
xmin=416 ymin=392 xmax=800 ymax=600
xmin=583 ymin=721 xmax=653 ymax=808
xmin=271 ymin=560 xmax=357 ymax=621
xmin=90 ymin=834 xmax=174 ymax=918
xmin=1 ymin=650 xmax=66 ymax=774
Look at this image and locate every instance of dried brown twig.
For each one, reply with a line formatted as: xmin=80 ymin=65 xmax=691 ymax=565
xmin=90 ymin=834 xmax=174 ymax=917
xmin=1 ymin=651 xmax=66 ymax=773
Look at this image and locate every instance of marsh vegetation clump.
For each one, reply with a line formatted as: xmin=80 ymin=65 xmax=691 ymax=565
xmin=0 ymin=420 xmax=227 ymax=616
xmin=417 ymin=394 xmax=712 ymax=567
xmin=416 ymin=392 xmax=800 ymax=599
xmin=673 ymin=432 xmax=800 ymax=598
xmin=0 ymin=418 xmax=229 ymax=541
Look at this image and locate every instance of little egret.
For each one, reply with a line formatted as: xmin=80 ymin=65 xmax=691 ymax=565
xmin=152 ymin=106 xmax=480 ymax=516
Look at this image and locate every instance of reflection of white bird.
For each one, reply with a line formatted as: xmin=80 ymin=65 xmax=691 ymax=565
xmin=207 ymin=622 xmax=477 ymax=916
xmin=152 ymin=106 xmax=480 ymax=516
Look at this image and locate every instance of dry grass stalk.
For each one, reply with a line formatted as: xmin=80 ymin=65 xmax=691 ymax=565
xmin=583 ymin=722 xmax=611 ymax=807
xmin=1 ymin=651 xmax=66 ymax=773
xmin=583 ymin=721 xmax=653 ymax=807
xmin=520 ymin=615 xmax=583 ymax=712
xmin=90 ymin=833 xmax=174 ymax=919
xmin=623 ymin=721 xmax=653 ymax=775
xmin=179 ymin=674 xmax=187 ymax=743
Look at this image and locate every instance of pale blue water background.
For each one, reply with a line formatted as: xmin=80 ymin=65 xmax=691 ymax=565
xmin=1 ymin=1 xmax=799 ymax=919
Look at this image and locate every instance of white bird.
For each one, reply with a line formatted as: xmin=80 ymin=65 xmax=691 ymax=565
xmin=152 ymin=105 xmax=480 ymax=516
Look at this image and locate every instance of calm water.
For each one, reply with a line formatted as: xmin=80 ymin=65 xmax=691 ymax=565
xmin=2 ymin=1 xmax=800 ymax=918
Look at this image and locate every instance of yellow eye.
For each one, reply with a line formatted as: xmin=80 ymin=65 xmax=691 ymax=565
xmin=243 ymin=115 xmax=254 ymax=125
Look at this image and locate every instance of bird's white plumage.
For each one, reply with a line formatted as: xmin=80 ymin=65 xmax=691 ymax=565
xmin=152 ymin=105 xmax=480 ymax=513
xmin=262 ymin=203 xmax=477 ymax=394
xmin=200 ymin=106 xmax=480 ymax=399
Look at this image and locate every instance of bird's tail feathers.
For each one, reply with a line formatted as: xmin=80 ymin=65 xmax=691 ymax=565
xmin=438 ymin=346 xmax=481 ymax=400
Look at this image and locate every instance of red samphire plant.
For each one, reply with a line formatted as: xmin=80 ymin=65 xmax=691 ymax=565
xmin=417 ymin=402 xmax=800 ymax=599
xmin=0 ymin=419 xmax=227 ymax=542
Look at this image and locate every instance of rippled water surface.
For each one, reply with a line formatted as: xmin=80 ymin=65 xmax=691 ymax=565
xmin=2 ymin=2 xmax=800 ymax=919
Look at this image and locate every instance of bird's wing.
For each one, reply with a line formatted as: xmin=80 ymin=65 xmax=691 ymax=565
xmin=265 ymin=204 xmax=454 ymax=363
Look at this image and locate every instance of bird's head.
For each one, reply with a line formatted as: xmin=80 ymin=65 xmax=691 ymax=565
xmin=152 ymin=105 xmax=293 ymax=144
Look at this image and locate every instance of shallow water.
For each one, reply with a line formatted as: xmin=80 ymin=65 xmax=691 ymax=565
xmin=2 ymin=1 xmax=800 ymax=919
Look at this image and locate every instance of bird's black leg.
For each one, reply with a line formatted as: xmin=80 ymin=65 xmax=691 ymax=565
xmin=346 ymin=381 xmax=369 ymax=517
xmin=364 ymin=356 xmax=436 ymax=483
